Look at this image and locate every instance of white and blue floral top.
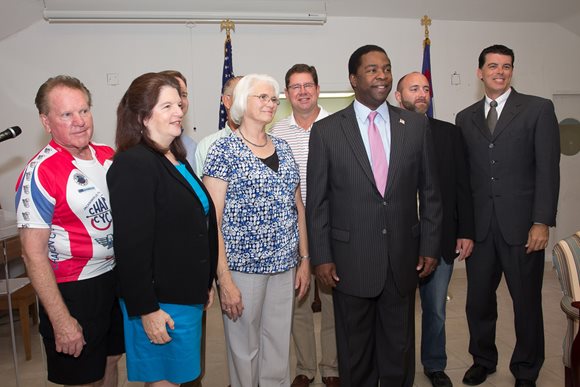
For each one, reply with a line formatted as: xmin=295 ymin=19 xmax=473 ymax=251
xmin=204 ymin=135 xmax=301 ymax=274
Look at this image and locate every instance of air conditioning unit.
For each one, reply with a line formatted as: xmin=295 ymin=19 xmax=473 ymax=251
xmin=43 ymin=0 xmax=327 ymax=25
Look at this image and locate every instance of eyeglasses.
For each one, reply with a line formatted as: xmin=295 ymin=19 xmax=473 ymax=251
xmin=252 ymin=94 xmax=281 ymax=105
xmin=287 ymin=83 xmax=316 ymax=92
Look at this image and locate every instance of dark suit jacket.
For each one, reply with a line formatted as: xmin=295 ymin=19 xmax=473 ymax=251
xmin=306 ymin=102 xmax=442 ymax=297
xmin=430 ymin=117 xmax=475 ymax=263
xmin=107 ymin=144 xmax=218 ymax=317
xmin=455 ymin=89 xmax=560 ymax=245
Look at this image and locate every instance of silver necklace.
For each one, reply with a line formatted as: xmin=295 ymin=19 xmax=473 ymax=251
xmin=239 ymin=127 xmax=268 ymax=147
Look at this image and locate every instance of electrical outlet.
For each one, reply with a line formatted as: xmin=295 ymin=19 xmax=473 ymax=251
xmin=107 ymin=73 xmax=119 ymax=86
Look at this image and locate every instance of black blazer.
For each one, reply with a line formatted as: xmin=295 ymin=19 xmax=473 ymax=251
xmin=306 ymin=103 xmax=442 ymax=297
xmin=456 ymin=89 xmax=560 ymax=245
xmin=430 ymin=117 xmax=475 ymax=263
xmin=107 ymin=144 xmax=218 ymax=317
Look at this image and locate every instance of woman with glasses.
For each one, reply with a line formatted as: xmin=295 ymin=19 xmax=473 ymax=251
xmin=203 ymin=74 xmax=310 ymax=387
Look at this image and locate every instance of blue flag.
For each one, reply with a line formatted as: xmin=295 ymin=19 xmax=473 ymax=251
xmin=218 ymin=35 xmax=234 ymax=130
xmin=421 ymin=39 xmax=434 ymax=118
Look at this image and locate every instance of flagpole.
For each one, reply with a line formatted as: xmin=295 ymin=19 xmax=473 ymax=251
xmin=421 ymin=15 xmax=434 ymax=118
xmin=218 ymin=19 xmax=235 ymax=130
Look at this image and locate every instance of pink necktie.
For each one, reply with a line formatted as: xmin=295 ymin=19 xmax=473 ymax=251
xmin=368 ymin=111 xmax=388 ymax=193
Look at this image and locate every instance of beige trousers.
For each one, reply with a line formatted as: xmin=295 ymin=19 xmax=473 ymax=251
xmin=292 ymin=276 xmax=339 ymax=380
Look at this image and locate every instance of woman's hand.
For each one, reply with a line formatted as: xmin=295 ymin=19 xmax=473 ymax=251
xmin=205 ymin=287 xmax=215 ymax=310
xmin=203 ymin=175 xmax=243 ymax=320
xmin=295 ymin=258 xmax=311 ymax=301
xmin=141 ymin=309 xmax=174 ymax=344
xmin=219 ymin=273 xmax=244 ymax=321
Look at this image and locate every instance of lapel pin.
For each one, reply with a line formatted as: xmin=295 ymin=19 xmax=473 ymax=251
xmin=399 ymin=118 xmax=405 ymax=125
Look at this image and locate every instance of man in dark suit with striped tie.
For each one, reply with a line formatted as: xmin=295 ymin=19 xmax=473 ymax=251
xmin=306 ymin=44 xmax=442 ymax=387
xmin=456 ymin=44 xmax=560 ymax=387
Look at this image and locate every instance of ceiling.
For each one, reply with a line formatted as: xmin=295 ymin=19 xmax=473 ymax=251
xmin=328 ymin=0 xmax=580 ymax=23
xmin=2 ymin=0 xmax=580 ymax=41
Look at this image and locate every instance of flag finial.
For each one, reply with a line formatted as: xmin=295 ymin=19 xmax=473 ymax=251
xmin=220 ymin=19 xmax=235 ymax=39
xmin=421 ymin=15 xmax=431 ymax=46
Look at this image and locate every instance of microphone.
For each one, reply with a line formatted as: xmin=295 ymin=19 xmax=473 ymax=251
xmin=0 ymin=126 xmax=22 ymax=143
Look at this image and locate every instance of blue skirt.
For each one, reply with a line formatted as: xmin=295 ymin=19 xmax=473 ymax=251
xmin=119 ymin=300 xmax=203 ymax=384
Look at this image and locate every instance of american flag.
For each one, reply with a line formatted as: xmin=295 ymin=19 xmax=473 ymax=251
xmin=218 ymin=34 xmax=234 ymax=130
xmin=421 ymin=37 xmax=434 ymax=118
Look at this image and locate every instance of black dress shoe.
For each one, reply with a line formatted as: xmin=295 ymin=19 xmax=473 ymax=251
xmin=514 ymin=379 xmax=536 ymax=387
xmin=291 ymin=374 xmax=314 ymax=387
xmin=425 ymin=370 xmax=453 ymax=387
xmin=462 ymin=364 xmax=496 ymax=385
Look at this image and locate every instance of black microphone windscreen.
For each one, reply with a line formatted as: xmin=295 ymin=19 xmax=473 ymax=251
xmin=0 ymin=126 xmax=23 ymax=143
xmin=9 ymin=126 xmax=22 ymax=136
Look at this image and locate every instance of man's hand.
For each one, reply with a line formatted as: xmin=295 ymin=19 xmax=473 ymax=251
xmin=54 ymin=315 xmax=86 ymax=357
xmin=455 ymin=238 xmax=474 ymax=261
xmin=526 ymin=224 xmax=549 ymax=254
xmin=314 ymin=263 xmax=340 ymax=288
xmin=417 ymin=256 xmax=438 ymax=278
xmin=142 ymin=309 xmax=175 ymax=345
xmin=20 ymin=228 xmax=86 ymax=357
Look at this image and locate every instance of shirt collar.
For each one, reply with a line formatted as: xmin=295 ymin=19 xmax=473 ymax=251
xmin=289 ymin=105 xmax=329 ymax=130
xmin=485 ymin=87 xmax=512 ymax=106
xmin=353 ymin=99 xmax=389 ymax=124
xmin=223 ymin=123 xmax=234 ymax=134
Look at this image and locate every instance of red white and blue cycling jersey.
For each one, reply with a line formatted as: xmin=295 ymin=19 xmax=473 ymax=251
xmin=15 ymin=140 xmax=115 ymax=283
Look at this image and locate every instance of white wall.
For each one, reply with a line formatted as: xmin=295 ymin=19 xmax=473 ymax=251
xmin=1 ymin=16 xmax=580 ymax=219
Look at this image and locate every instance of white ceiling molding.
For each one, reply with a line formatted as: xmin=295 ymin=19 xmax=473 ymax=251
xmin=42 ymin=0 xmax=327 ymax=25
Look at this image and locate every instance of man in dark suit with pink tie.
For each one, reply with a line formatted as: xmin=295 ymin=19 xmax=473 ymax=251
xmin=306 ymin=44 xmax=443 ymax=387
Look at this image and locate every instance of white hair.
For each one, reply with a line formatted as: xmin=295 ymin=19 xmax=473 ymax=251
xmin=230 ymin=74 xmax=280 ymax=125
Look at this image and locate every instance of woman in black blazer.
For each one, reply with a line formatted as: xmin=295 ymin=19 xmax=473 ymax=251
xmin=107 ymin=72 xmax=217 ymax=386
